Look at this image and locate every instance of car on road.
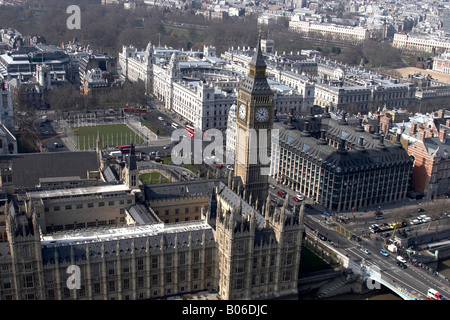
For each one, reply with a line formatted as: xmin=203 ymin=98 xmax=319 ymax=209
xmin=322 ymin=210 xmax=332 ymax=216
xmin=163 ymin=145 xmax=170 ymax=149
xmin=158 ymin=117 xmax=164 ymax=121
xmin=397 ymin=261 xmax=407 ymax=269
xmin=417 ymin=208 xmax=425 ymax=212
xmin=292 ymin=196 xmax=301 ymax=202
xmin=350 ymin=235 xmax=361 ymax=242
xmin=397 ymin=256 xmax=407 ymax=263
xmin=277 ymin=191 xmax=286 ymax=198
xmin=292 ymin=194 xmax=303 ymax=202
xmin=318 ymin=234 xmax=327 ymax=241
xmin=375 ymin=215 xmax=384 ymax=220
xmin=379 ymin=249 xmax=389 ymax=257
xmin=360 ymin=248 xmax=371 ymax=255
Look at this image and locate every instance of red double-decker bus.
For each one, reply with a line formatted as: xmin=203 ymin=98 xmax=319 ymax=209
xmin=119 ymin=144 xmax=135 ymax=154
xmin=185 ymin=124 xmax=208 ymax=139
xmin=135 ymin=108 xmax=147 ymax=113
xmin=185 ymin=125 xmax=195 ymax=139
xmin=123 ymin=107 xmax=147 ymax=114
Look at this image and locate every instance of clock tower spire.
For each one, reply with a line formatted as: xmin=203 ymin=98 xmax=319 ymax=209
xmin=234 ymin=36 xmax=274 ymax=208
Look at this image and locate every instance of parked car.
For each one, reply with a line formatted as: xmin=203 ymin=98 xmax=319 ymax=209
xmin=397 ymin=261 xmax=407 ymax=269
xmin=277 ymin=190 xmax=286 ymax=198
xmin=318 ymin=234 xmax=327 ymax=241
xmin=322 ymin=210 xmax=332 ymax=216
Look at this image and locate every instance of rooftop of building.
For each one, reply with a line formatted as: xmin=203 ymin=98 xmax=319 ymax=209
xmin=0 ymin=151 xmax=99 ymax=189
xmin=26 ymin=184 xmax=130 ymax=201
xmin=274 ymin=113 xmax=410 ymax=171
xmin=145 ymin=179 xmax=221 ymax=200
xmin=37 ymin=220 xmax=215 ymax=264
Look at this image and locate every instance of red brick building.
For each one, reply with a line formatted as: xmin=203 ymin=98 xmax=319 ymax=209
xmin=407 ymin=109 xmax=450 ymax=199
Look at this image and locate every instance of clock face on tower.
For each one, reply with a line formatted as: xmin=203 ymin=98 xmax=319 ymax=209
xmin=255 ymin=107 xmax=269 ymax=122
xmin=239 ymin=104 xmax=247 ymax=119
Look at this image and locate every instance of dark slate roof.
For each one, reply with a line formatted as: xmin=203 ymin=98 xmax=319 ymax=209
xmin=128 ymin=203 xmax=159 ymax=224
xmin=0 ymin=151 xmax=99 ymax=188
xmin=103 ymin=166 xmax=119 ymax=183
xmin=240 ymin=38 xmax=272 ymax=96
xmin=249 ymin=37 xmax=267 ymax=69
xmin=423 ymin=137 xmax=450 ymax=157
xmin=274 ymin=116 xmax=411 ymax=172
xmin=145 ymin=179 xmax=221 ymax=200
xmin=216 ymin=181 xmax=265 ymax=229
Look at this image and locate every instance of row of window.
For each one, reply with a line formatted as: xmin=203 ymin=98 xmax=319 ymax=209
xmin=44 ymin=199 xmax=133 ymax=212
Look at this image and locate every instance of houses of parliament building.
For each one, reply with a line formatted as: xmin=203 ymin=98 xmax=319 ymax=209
xmin=0 ymin=39 xmax=304 ymax=300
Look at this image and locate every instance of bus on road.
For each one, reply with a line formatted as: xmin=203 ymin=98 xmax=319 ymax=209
xmin=427 ymin=288 xmax=447 ymax=300
xmin=119 ymin=144 xmax=135 ymax=154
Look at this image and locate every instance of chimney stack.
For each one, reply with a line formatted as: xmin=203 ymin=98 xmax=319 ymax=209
xmin=419 ymin=129 xmax=426 ymax=141
xmin=439 ymin=128 xmax=447 ymax=143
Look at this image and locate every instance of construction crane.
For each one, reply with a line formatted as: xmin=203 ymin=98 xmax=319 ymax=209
xmin=38 ymin=128 xmax=78 ymax=151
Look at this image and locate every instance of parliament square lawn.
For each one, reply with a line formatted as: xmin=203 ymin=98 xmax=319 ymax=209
xmin=73 ymin=124 xmax=144 ymax=150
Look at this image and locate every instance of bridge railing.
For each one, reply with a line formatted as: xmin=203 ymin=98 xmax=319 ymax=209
xmin=363 ymin=264 xmax=423 ymax=300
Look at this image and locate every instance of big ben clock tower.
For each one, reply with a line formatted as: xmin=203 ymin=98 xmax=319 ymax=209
xmin=234 ymin=36 xmax=274 ymax=207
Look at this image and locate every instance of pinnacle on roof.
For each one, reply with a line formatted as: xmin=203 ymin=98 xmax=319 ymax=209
xmin=249 ymin=35 xmax=266 ymax=70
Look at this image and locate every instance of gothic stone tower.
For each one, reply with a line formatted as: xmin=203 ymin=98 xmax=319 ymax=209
xmin=5 ymin=208 xmax=45 ymax=300
xmin=234 ymin=37 xmax=274 ymax=207
xmin=122 ymin=144 xmax=138 ymax=189
xmin=212 ymin=183 xmax=304 ymax=300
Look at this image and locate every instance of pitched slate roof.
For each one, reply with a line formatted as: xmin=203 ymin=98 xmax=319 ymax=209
xmin=274 ymin=115 xmax=411 ymax=172
xmin=0 ymin=151 xmax=99 ymax=189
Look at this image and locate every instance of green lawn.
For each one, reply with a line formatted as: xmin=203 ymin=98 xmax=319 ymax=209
xmin=139 ymin=172 xmax=169 ymax=184
xmin=142 ymin=121 xmax=167 ymax=136
xmin=73 ymin=124 xmax=144 ymax=150
xmin=164 ymin=25 xmax=205 ymax=43
xmin=183 ymin=163 xmax=200 ymax=175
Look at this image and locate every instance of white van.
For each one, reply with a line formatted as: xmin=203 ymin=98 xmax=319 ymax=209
xmin=171 ymin=123 xmax=179 ymax=129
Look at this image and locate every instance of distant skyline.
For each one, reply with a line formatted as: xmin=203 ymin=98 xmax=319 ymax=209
xmin=442 ymin=8 xmax=450 ymax=33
